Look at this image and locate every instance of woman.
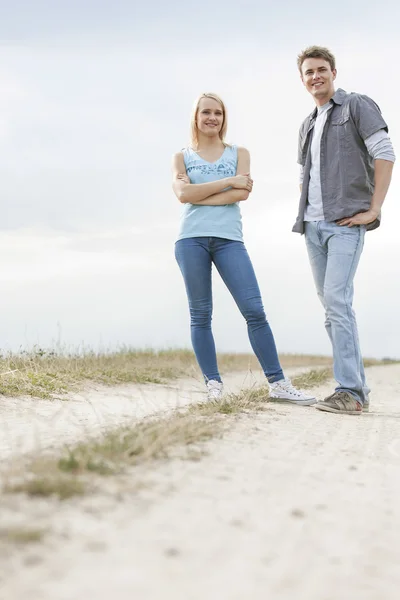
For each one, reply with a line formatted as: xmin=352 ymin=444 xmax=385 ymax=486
xmin=172 ymin=92 xmax=315 ymax=404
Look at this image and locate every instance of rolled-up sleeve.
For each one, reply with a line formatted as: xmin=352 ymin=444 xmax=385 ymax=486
xmin=350 ymin=94 xmax=388 ymax=140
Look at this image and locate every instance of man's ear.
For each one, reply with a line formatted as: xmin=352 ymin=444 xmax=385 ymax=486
xmin=332 ymin=68 xmax=337 ymax=81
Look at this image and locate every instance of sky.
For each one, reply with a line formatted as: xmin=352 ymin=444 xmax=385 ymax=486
xmin=0 ymin=0 xmax=399 ymax=359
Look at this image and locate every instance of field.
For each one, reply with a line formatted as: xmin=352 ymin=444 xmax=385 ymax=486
xmin=0 ymin=349 xmax=399 ymax=599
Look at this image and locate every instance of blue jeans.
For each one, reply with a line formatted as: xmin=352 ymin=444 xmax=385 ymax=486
xmin=305 ymin=221 xmax=369 ymax=403
xmin=175 ymin=237 xmax=284 ymax=384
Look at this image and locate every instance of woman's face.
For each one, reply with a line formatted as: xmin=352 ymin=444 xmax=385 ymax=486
xmin=196 ymin=97 xmax=224 ymax=139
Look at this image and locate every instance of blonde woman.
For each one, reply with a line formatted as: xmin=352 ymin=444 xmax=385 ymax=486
xmin=172 ymin=93 xmax=315 ymax=404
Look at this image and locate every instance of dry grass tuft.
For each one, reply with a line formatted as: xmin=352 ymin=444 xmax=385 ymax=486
xmin=3 ymin=382 xmax=274 ymax=500
xmin=0 ymin=526 xmax=46 ymax=545
xmin=58 ymin=414 xmax=219 ymax=474
xmin=3 ymin=376 xmax=277 ymax=501
xmin=292 ymin=368 xmax=333 ymax=389
xmin=5 ymin=474 xmax=86 ymax=500
xmin=3 ymin=413 xmax=221 ymax=499
xmin=0 ymin=347 xmax=187 ymax=399
xmin=1 ymin=346 xmax=394 ymax=400
xmin=0 ymin=347 xmax=337 ymax=399
xmin=192 ymin=386 xmax=270 ymax=417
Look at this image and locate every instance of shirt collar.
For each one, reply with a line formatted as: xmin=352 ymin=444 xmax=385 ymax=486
xmin=331 ymin=88 xmax=347 ymax=105
xmin=310 ymin=88 xmax=347 ymax=120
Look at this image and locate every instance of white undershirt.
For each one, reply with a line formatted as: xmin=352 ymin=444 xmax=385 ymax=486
xmin=304 ymin=102 xmax=331 ymax=221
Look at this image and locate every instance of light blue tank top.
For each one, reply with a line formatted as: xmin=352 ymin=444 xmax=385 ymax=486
xmin=176 ymin=145 xmax=243 ymax=242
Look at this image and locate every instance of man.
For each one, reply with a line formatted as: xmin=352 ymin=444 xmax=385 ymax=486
xmin=293 ymin=46 xmax=395 ymax=415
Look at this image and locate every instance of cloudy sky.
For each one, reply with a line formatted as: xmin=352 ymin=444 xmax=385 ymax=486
xmin=0 ymin=0 xmax=399 ymax=359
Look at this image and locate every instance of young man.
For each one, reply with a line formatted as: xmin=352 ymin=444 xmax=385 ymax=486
xmin=294 ymin=46 xmax=395 ymax=415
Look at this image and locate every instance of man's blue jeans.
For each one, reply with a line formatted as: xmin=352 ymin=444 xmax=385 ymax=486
xmin=305 ymin=221 xmax=369 ymax=403
xmin=175 ymin=237 xmax=284 ymax=383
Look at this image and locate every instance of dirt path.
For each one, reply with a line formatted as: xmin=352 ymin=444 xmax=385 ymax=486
xmin=1 ymin=364 xmax=400 ymax=600
xmin=0 ymin=366 xmax=307 ymax=459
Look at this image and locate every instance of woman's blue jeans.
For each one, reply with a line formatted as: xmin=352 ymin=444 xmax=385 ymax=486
xmin=175 ymin=237 xmax=284 ymax=383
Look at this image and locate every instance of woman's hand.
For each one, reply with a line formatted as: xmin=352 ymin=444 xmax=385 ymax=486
xmin=177 ymin=174 xmax=190 ymax=184
xmin=230 ymin=173 xmax=253 ymax=192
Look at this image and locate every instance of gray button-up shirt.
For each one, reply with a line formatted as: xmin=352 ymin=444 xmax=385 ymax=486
xmin=293 ymin=88 xmax=388 ymax=234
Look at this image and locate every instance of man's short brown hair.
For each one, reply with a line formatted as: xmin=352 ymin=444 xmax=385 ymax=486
xmin=297 ymin=46 xmax=336 ymax=73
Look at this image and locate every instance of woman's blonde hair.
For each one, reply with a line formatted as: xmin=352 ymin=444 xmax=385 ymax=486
xmin=189 ymin=93 xmax=228 ymax=149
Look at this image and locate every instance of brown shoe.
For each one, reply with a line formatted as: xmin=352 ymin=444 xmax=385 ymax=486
xmin=315 ymin=391 xmax=362 ymax=415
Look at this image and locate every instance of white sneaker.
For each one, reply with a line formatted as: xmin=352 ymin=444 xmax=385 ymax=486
xmin=269 ymin=378 xmax=317 ymax=406
xmin=206 ymin=379 xmax=224 ymax=400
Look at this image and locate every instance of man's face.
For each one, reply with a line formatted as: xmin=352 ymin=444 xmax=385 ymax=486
xmin=301 ymin=57 xmax=337 ymax=105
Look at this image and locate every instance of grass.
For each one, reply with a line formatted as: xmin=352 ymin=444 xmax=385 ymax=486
xmin=1 ymin=344 xmax=398 ymax=401
xmin=292 ymin=368 xmax=333 ymax=389
xmin=1 ymin=354 xmax=398 ymax=501
xmin=2 ymin=365 xmax=334 ymax=501
xmin=5 ymin=474 xmax=86 ymax=500
xmin=0 ymin=526 xmax=46 ymax=545
xmin=0 ymin=347 xmax=185 ymax=399
xmin=1 ymin=346 xmax=395 ymax=400
xmin=59 ymin=414 xmax=218 ymax=474
xmin=3 ymin=382 xmax=275 ymax=500
xmin=191 ymin=385 xmax=271 ymax=417
xmin=4 ymin=413 xmax=220 ymax=499
xmin=363 ymin=357 xmax=399 ymax=367
xmin=0 ymin=347 xmax=337 ymax=399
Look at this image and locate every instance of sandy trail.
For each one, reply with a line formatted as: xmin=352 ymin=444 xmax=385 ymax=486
xmin=1 ymin=367 xmax=300 ymax=459
xmin=1 ymin=364 xmax=400 ymax=600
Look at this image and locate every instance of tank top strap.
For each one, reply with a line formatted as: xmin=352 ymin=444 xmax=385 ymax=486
xmin=225 ymin=144 xmax=237 ymax=160
xmin=182 ymin=147 xmax=196 ymax=169
xmin=181 ymin=146 xmax=194 ymax=159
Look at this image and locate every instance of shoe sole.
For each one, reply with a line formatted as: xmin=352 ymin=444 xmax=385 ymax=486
xmin=269 ymin=396 xmax=317 ymax=406
xmin=315 ymin=404 xmax=362 ymax=415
